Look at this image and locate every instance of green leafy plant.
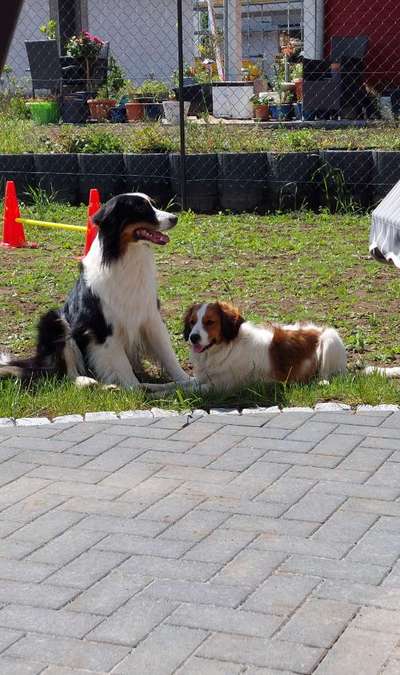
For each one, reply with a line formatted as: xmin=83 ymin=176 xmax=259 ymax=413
xmin=39 ymin=19 xmax=57 ymax=40
xmin=136 ymin=79 xmax=169 ymax=101
xmin=106 ymin=55 xmax=127 ymax=100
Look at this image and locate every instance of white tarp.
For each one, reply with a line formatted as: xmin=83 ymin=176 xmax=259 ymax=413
xmin=369 ymin=179 xmax=400 ymax=268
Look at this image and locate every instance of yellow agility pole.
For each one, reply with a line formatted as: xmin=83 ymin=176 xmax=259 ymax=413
xmin=15 ymin=218 xmax=87 ymax=233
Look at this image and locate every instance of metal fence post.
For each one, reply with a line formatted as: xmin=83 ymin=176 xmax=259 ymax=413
xmin=176 ymin=0 xmax=186 ymax=211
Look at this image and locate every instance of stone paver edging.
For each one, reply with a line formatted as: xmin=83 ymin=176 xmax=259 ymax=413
xmin=0 ymin=407 xmax=399 ymax=673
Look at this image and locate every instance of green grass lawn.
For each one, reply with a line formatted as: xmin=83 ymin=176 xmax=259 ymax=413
xmin=1 ymin=202 xmax=400 ymax=418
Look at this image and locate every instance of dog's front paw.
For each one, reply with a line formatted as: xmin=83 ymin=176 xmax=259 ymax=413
xmin=74 ymin=376 xmax=99 ymax=389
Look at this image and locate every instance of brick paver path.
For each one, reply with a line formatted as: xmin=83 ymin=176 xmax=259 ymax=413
xmin=0 ymin=408 xmax=399 ymax=674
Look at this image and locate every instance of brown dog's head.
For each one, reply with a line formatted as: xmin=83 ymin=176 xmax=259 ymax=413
xmin=183 ymin=302 xmax=244 ymax=353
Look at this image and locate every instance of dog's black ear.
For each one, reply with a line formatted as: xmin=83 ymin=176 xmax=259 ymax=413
xmin=183 ymin=304 xmax=197 ymax=341
xmin=92 ymin=196 xmax=119 ymax=231
xmin=218 ymin=302 xmax=245 ymax=341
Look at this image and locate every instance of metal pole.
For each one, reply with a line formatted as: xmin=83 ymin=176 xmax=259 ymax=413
xmin=223 ymin=0 xmax=229 ymax=80
xmin=176 ymin=0 xmax=186 ymax=211
xmin=0 ymin=0 xmax=24 ymax=73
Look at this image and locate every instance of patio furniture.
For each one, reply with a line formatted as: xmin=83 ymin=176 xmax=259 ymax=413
xmin=25 ymin=40 xmax=62 ymax=97
xmin=303 ymin=36 xmax=368 ymax=120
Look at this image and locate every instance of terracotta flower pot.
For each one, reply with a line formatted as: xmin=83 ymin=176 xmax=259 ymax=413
xmin=254 ymin=104 xmax=269 ymax=121
xmin=87 ymin=98 xmax=117 ymax=121
xmin=294 ymin=78 xmax=303 ymax=102
xmin=125 ymin=102 xmax=144 ymax=122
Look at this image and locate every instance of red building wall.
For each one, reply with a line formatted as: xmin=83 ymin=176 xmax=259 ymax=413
xmin=324 ymin=0 xmax=400 ymax=90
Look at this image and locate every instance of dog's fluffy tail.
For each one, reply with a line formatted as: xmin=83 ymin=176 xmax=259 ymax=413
xmin=364 ymin=366 xmax=400 ymax=379
xmin=318 ymin=328 xmax=347 ymax=379
xmin=0 ymin=310 xmax=69 ymax=383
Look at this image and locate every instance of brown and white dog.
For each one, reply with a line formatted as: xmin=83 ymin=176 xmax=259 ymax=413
xmin=182 ymin=302 xmax=347 ymax=392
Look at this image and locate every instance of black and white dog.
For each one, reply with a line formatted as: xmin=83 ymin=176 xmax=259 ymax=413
xmin=0 ymin=193 xmax=190 ymax=389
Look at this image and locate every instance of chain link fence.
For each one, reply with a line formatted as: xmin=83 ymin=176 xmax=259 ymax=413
xmin=1 ymin=0 xmax=400 ymax=212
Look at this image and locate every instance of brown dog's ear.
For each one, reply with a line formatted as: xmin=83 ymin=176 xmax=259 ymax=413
xmin=183 ymin=304 xmax=199 ymax=342
xmin=217 ymin=302 xmax=245 ymax=341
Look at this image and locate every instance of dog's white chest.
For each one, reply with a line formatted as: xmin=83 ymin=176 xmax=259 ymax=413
xmin=84 ymin=241 xmax=158 ymax=349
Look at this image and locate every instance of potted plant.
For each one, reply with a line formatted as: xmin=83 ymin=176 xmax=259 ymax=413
xmin=26 ymin=96 xmax=59 ymax=124
xmin=250 ymin=94 xmax=272 ymax=121
xmin=269 ymin=65 xmax=294 ymax=121
xmin=162 ymin=91 xmax=190 ymax=125
xmin=87 ymin=84 xmax=117 ymax=121
xmin=66 ymin=31 xmax=104 ymax=93
xmin=124 ymin=82 xmax=144 ymax=122
xmin=291 ymin=62 xmax=303 ymax=103
xmin=136 ymin=79 xmax=169 ymax=121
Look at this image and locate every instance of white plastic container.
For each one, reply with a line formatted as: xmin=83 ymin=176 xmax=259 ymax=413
xmin=162 ymin=100 xmax=190 ymax=125
xmin=212 ymin=83 xmax=254 ymax=119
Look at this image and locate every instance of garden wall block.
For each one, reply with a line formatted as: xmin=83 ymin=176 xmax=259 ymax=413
xmin=124 ymin=154 xmax=171 ymax=208
xmin=218 ymin=152 xmax=270 ymax=213
xmin=34 ymin=154 xmax=79 ymax=204
xmin=320 ymin=150 xmax=374 ymax=211
xmin=267 ymin=152 xmax=321 ymax=211
xmin=77 ymin=154 xmax=126 ymax=203
xmin=373 ymin=151 xmax=400 ymax=203
xmin=170 ymin=153 xmax=219 ymax=213
xmin=0 ymin=154 xmax=37 ymax=198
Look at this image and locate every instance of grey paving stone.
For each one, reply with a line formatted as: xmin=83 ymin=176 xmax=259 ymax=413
xmin=15 ymin=450 xmax=88 ymax=468
xmin=0 ymin=461 xmax=36 ymax=487
xmin=382 ymin=560 xmax=400 ymax=588
xmin=0 ymin=659 xmax=43 ymax=675
xmin=380 ymin=660 xmax=400 ymax=675
xmin=313 ymin=626 xmax=398 ymax=675
xmin=43 ymin=668 xmax=107 ymax=675
xmin=167 ymin=603 xmax=283 ymax=638
xmin=113 ymin=624 xmax=207 ymax=675
xmin=67 ymin=570 xmax=151 ymax=615
xmin=0 ymin=493 xmax=65 ymax=525
xmin=251 ymin=533 xmax=350 ymax=559
xmin=95 ymin=533 xmax=193 ymax=558
xmin=198 ymin=633 xmax=323 ymax=674
xmin=0 ymin=477 xmax=52 ymax=506
xmin=139 ymin=450 xmax=212 ymax=467
xmin=28 ymin=527 xmax=104 ymax=566
xmin=284 ymin=492 xmax=345 ymax=523
xmin=159 ymin=509 xmax=229 ymax=543
xmin=346 ymin=527 xmax=400 ymax=566
xmin=280 ymin=555 xmax=388 ymax=585
xmin=28 ymin=465 xmax=109 ymax=484
xmin=42 ymin=481 xmax=125 ymax=501
xmin=243 ymin=573 xmax=319 ymax=616
xmin=0 ymin=580 xmax=77 ymax=609
xmin=315 ymin=579 xmax=400 ymax=610
xmin=335 ymin=425 xmax=400 ymax=439
xmin=228 ymin=462 xmax=289 ymax=493
xmin=46 ymin=496 xmax=135 ymax=519
xmin=367 ymin=461 xmax=400 ymax=487
xmin=45 ymin=550 xmax=127 ymax=589
xmin=286 ymin=421 xmax=337 ymax=443
xmin=265 ymin=412 xmax=314 ymax=429
xmin=359 ymin=436 xmax=400 ymax=450
xmin=184 ymin=528 xmax=256 ymax=564
xmin=341 ymin=497 xmax=400 ymax=517
xmin=311 ymin=480 xmax=399 ymax=501
xmin=285 ymin=465 xmax=371 ymax=484
xmin=312 ymin=509 xmax=377 ymax=544
xmin=82 ymin=446 xmax=146 ymax=472
xmin=155 ymin=465 xmax=238 ymax=484
xmin=66 ymin=432 xmax=124 ymax=457
xmin=87 ymin=596 xmax=177 ymax=646
xmin=212 ymin=549 xmax=286 ymax=587
xmin=143 ymin=579 xmax=251 ymax=608
xmin=256 ymin=477 xmax=316 ymax=505
xmin=199 ymin=497 xmax=285 ymax=519
xmin=5 ymin=635 xmax=129 ymax=671
xmin=137 ymin=493 xmax=204 ymax=524
xmin=261 ymin=450 xmax=340 ymax=468
xmin=0 ymin=603 xmax=102 ymax=638
xmin=0 ymin=558 xmax=56 ymax=583
xmin=225 ymin=514 xmax=317 ymax=537
xmin=221 ymin=425 xmax=289 ymax=439
xmin=175 ymin=656 xmax=242 ymax=675
xmin=120 ymin=554 xmax=218 ymax=582
xmin=116 ymin=475 xmax=180 ymax=504
xmin=0 ymin=627 xmax=24 ymax=651
xmin=189 ymin=432 xmax=242 ymax=456
xmin=354 ymin=607 xmax=400 ymax=634
xmin=75 ymin=514 xmax=165 ymax=537
xmin=2 ymin=437 xmax=74 ymax=452
xmin=338 ymin=446 xmax=393 ymax=472
xmin=277 ymin=598 xmax=356 ymax=647
xmin=310 ymin=434 xmax=363 ymax=456
xmin=98 ymin=461 xmax=160 ymax=488
xmin=169 ymin=422 xmax=223 ymax=443
xmin=7 ymin=510 xmax=83 ymax=545
xmin=208 ymin=446 xmax=266 ymax=472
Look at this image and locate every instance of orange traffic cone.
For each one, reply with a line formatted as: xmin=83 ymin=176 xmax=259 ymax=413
xmin=83 ymin=188 xmax=101 ymax=256
xmin=1 ymin=181 xmax=37 ymax=249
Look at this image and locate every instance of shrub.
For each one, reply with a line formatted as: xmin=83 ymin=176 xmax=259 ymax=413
xmin=55 ymin=128 xmax=123 ymax=153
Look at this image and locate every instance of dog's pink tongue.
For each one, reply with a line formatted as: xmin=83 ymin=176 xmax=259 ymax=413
xmin=136 ymin=229 xmax=169 ymax=245
xmin=192 ymin=344 xmax=205 ymax=353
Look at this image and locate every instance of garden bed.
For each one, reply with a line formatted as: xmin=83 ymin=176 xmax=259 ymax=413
xmin=1 ymin=206 xmax=400 ymax=417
